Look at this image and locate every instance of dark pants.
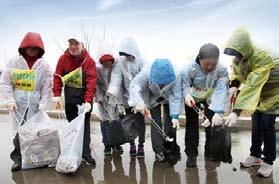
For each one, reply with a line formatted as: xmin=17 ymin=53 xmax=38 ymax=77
xmin=185 ymin=101 xmax=214 ymax=157
xmin=125 ymin=108 xmax=146 ymax=147
xmin=65 ymin=103 xmax=92 ymax=157
xmin=250 ymin=111 xmax=277 ymax=165
xmin=10 ymin=108 xmax=29 ymax=162
xmin=150 ymin=104 xmax=173 ymax=154
xmin=100 ymin=120 xmax=109 ymax=146
xmin=10 ymin=133 xmax=21 ymax=162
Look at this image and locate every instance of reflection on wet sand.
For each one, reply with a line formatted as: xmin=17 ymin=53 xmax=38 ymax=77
xmin=153 ymin=161 xmax=181 ymax=184
xmin=98 ymin=154 xmax=148 ymax=184
xmin=204 ymin=160 xmax=220 ymax=184
xmin=12 ymin=163 xmax=94 ymax=184
xmin=0 ymin=116 xmax=277 ymax=184
xmin=240 ymin=167 xmax=275 ymax=184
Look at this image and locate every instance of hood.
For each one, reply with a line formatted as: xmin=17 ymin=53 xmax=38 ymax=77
xmin=225 ymin=28 xmax=254 ymax=59
xmin=18 ymin=32 xmax=45 ymax=58
xmin=150 ymin=59 xmax=176 ymax=85
xmin=118 ymin=37 xmax=140 ymax=58
xmin=98 ymin=43 xmax=115 ymax=64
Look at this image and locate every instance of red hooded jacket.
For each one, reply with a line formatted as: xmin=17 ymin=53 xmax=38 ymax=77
xmin=53 ymin=49 xmax=97 ymax=103
xmin=18 ymin=32 xmax=45 ymax=69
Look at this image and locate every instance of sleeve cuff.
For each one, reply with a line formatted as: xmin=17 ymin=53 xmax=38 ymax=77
xmin=170 ymin=114 xmax=179 ymax=119
xmin=214 ymin=110 xmax=224 ymax=114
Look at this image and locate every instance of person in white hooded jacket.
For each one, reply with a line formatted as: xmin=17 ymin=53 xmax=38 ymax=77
xmin=107 ymin=37 xmax=146 ymax=157
xmin=128 ymin=59 xmax=182 ymax=161
xmin=95 ymin=46 xmax=123 ymax=155
xmin=0 ymin=32 xmax=52 ymax=171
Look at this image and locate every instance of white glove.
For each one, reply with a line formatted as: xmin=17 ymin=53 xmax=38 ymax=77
xmin=211 ymin=113 xmax=224 ymax=127
xmin=133 ymin=103 xmax=151 ymax=118
xmin=185 ymin=94 xmax=195 ymax=107
xmin=225 ymin=112 xmax=238 ymax=127
xmin=117 ymin=105 xmax=126 ymax=115
xmin=133 ymin=103 xmax=146 ymax=114
xmin=229 ymin=87 xmax=238 ymax=97
xmin=201 ymin=119 xmax=211 ymax=127
xmin=53 ymin=96 xmax=62 ymax=109
xmin=144 ymin=108 xmax=151 ymax=118
xmin=172 ymin=118 xmax=180 ymax=129
xmin=84 ymin=102 xmax=92 ymax=113
xmin=39 ymin=104 xmax=47 ymax=111
xmin=6 ymin=101 xmax=17 ymax=111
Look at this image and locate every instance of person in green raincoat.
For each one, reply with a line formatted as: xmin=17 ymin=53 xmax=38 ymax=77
xmin=224 ymin=28 xmax=279 ymax=178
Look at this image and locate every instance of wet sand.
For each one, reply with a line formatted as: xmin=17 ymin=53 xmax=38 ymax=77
xmin=0 ymin=114 xmax=278 ymax=184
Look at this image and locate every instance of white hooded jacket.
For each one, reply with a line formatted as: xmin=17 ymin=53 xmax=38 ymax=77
xmin=107 ymin=38 xmax=145 ymax=108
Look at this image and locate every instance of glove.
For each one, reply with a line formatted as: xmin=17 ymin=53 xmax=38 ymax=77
xmin=39 ymin=104 xmax=47 ymax=111
xmin=117 ymin=105 xmax=126 ymax=115
xmin=53 ymin=96 xmax=62 ymax=109
xmin=225 ymin=112 xmax=238 ymax=127
xmin=133 ymin=103 xmax=146 ymax=114
xmin=133 ymin=103 xmax=151 ymax=118
xmin=144 ymin=108 xmax=151 ymax=118
xmin=172 ymin=118 xmax=180 ymax=129
xmin=229 ymin=87 xmax=238 ymax=105
xmin=185 ymin=94 xmax=195 ymax=107
xmin=201 ymin=119 xmax=211 ymax=127
xmin=6 ymin=101 xmax=17 ymax=111
xmin=229 ymin=87 xmax=238 ymax=97
xmin=84 ymin=102 xmax=92 ymax=113
xmin=211 ymin=113 xmax=224 ymax=127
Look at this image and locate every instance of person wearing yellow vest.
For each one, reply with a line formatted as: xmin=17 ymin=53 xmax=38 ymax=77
xmin=224 ymin=28 xmax=279 ymax=177
xmin=0 ymin=32 xmax=52 ymax=171
xmin=53 ymin=37 xmax=97 ymax=166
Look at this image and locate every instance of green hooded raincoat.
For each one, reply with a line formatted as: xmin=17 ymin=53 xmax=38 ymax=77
xmin=225 ymin=28 xmax=279 ymax=114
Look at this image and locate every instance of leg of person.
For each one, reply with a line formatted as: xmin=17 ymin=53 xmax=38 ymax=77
xmin=150 ymin=104 xmax=165 ymax=161
xmin=137 ymin=114 xmax=146 ymax=158
xmin=203 ymin=101 xmax=215 ymax=158
xmin=82 ymin=107 xmax=96 ymax=165
xmin=163 ymin=104 xmax=173 ymax=136
xmin=185 ymin=103 xmax=200 ymax=167
xmin=64 ymin=103 xmax=78 ymax=122
xmin=10 ymin=133 xmax=22 ymax=172
xmin=126 ymin=107 xmax=136 ymax=156
xmin=100 ymin=120 xmax=112 ymax=156
xmin=10 ymin=107 xmax=28 ymax=172
xmin=241 ymin=111 xmax=263 ymax=167
xmin=257 ymin=113 xmax=276 ymax=177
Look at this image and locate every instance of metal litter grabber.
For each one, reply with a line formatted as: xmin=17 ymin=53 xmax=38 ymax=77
xmin=191 ymin=102 xmax=211 ymax=127
xmin=144 ymin=109 xmax=174 ymax=142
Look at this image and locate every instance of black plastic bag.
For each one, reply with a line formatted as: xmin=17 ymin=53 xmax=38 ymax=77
xmin=107 ymin=113 xmax=145 ymax=146
xmin=107 ymin=119 xmax=127 ymax=146
xmin=164 ymin=127 xmax=181 ymax=165
xmin=121 ymin=112 xmax=145 ymax=142
xmin=208 ymin=125 xmax=232 ymax=163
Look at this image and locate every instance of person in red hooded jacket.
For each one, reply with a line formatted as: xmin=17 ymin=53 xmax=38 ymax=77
xmin=0 ymin=32 xmax=52 ymax=171
xmin=53 ymin=37 xmax=97 ymax=165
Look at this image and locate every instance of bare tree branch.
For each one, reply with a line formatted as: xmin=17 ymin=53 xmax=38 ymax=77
xmin=53 ymin=38 xmax=65 ymax=53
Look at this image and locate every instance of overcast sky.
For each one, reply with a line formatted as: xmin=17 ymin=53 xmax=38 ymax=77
xmin=0 ymin=0 xmax=278 ymax=69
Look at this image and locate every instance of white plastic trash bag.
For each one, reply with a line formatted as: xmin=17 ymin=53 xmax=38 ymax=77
xmin=55 ymin=111 xmax=86 ymax=173
xmin=18 ymin=111 xmax=60 ymax=169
